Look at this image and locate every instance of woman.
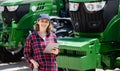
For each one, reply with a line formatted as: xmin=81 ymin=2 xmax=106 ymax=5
xmin=24 ymin=14 xmax=59 ymax=71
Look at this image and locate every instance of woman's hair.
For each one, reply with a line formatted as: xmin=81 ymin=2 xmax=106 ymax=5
xmin=34 ymin=19 xmax=53 ymax=33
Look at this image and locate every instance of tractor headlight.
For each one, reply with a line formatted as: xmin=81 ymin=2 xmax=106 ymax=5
xmin=0 ymin=6 xmax=4 ymax=12
xmin=7 ymin=5 xmax=19 ymax=12
xmin=84 ymin=1 xmax=106 ymax=12
xmin=69 ymin=2 xmax=79 ymax=11
xmin=31 ymin=6 xmax=37 ymax=12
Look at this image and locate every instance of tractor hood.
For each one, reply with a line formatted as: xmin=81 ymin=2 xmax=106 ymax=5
xmin=69 ymin=0 xmax=101 ymax=2
xmin=0 ymin=0 xmax=42 ymax=6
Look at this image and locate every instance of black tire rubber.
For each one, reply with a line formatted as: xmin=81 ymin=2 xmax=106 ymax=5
xmin=0 ymin=46 xmax=23 ymax=63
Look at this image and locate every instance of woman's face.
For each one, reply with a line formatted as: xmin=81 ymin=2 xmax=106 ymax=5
xmin=38 ymin=18 xmax=50 ymax=32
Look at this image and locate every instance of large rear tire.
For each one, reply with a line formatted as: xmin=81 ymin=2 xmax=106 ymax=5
xmin=0 ymin=46 xmax=23 ymax=62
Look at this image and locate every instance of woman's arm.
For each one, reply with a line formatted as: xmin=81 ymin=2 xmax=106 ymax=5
xmin=23 ymin=36 xmax=33 ymax=63
xmin=24 ymin=35 xmax=39 ymax=68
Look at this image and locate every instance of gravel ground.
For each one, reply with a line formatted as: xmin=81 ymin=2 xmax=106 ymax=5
xmin=0 ymin=60 xmax=119 ymax=71
xmin=0 ymin=60 xmax=31 ymax=71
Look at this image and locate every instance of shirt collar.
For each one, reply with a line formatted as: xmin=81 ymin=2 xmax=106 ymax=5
xmin=33 ymin=30 xmax=50 ymax=37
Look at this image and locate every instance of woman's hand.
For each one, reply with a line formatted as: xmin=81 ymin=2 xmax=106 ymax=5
xmin=51 ymin=48 xmax=59 ymax=55
xmin=30 ymin=59 xmax=39 ymax=68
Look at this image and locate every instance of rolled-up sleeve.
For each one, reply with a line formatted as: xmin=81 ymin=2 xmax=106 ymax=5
xmin=24 ymin=35 xmax=33 ymax=63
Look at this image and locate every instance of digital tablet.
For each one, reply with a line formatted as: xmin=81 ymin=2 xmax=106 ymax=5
xmin=43 ymin=43 xmax=59 ymax=53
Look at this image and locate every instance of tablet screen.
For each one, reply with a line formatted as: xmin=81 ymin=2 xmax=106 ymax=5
xmin=43 ymin=43 xmax=59 ymax=53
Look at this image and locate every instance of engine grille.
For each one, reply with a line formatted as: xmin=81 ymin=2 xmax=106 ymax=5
xmin=2 ymin=4 xmax=30 ymax=24
xmin=69 ymin=0 xmax=119 ymax=33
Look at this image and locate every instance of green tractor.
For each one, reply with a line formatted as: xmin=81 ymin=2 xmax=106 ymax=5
xmin=0 ymin=0 xmax=73 ymax=62
xmin=57 ymin=0 xmax=120 ymax=71
xmin=0 ymin=0 xmax=120 ymax=71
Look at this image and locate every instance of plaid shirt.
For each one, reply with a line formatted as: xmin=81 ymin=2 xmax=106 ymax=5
xmin=24 ymin=31 xmax=58 ymax=71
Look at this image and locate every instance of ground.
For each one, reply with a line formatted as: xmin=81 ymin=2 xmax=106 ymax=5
xmin=0 ymin=59 xmax=119 ymax=71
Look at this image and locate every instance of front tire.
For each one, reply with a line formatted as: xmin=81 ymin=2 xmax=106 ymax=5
xmin=0 ymin=46 xmax=23 ymax=62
